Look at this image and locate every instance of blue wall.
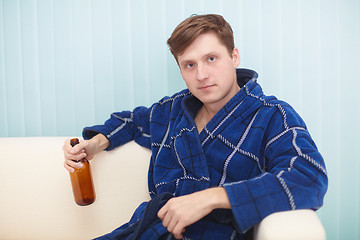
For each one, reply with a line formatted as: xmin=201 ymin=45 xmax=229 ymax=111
xmin=1 ymin=0 xmax=359 ymax=239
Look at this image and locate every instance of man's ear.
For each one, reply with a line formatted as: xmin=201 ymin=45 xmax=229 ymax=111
xmin=232 ymin=47 xmax=240 ymax=68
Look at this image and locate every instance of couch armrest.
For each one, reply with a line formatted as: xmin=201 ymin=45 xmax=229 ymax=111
xmin=0 ymin=137 xmax=151 ymax=240
xmin=253 ymin=209 xmax=326 ymax=240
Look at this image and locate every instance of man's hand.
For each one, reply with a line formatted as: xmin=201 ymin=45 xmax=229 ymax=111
xmin=157 ymin=187 xmax=231 ymax=239
xmin=63 ymin=134 xmax=109 ymax=172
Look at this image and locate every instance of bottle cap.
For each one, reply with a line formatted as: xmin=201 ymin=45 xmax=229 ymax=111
xmin=70 ymin=138 xmax=80 ymax=147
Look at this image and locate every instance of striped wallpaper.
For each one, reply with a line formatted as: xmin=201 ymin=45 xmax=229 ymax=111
xmin=1 ymin=0 xmax=359 ymax=239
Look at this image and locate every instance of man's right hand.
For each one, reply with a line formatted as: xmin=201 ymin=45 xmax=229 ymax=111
xmin=63 ymin=134 xmax=109 ymax=172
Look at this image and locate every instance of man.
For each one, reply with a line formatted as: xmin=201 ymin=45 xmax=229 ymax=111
xmin=63 ymin=14 xmax=328 ymax=239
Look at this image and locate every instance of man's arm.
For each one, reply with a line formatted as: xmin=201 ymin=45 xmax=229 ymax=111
xmin=82 ymin=106 xmax=153 ymax=151
xmin=64 ymin=105 xmax=154 ymax=172
xmin=157 ymin=187 xmax=231 ymax=239
xmin=223 ymin=128 xmax=328 ymax=233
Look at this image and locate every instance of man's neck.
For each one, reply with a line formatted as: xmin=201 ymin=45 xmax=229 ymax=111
xmin=194 ymin=104 xmax=222 ymax=134
xmin=194 ymin=84 xmax=241 ymax=133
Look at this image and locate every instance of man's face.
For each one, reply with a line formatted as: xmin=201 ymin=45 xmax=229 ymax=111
xmin=177 ymin=32 xmax=240 ymax=110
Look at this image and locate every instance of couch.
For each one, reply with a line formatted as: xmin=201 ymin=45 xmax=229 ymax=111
xmin=0 ymin=137 xmax=326 ymax=239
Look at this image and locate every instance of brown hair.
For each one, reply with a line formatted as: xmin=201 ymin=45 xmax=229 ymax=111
xmin=167 ymin=14 xmax=235 ymax=61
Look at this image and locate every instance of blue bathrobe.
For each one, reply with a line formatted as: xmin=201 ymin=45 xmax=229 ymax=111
xmin=84 ymin=69 xmax=328 ymax=240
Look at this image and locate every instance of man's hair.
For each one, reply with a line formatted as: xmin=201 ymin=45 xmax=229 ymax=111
xmin=167 ymin=14 xmax=235 ymax=61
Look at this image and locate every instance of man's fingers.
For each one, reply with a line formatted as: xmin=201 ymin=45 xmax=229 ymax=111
xmin=71 ymin=152 xmax=87 ymax=161
xmin=173 ymin=233 xmax=183 ymax=240
xmin=172 ymin=224 xmax=186 ymax=239
xmin=157 ymin=204 xmax=168 ymax=221
xmin=166 ymin=217 xmax=178 ymax=233
xmin=64 ymin=162 xmax=75 ymax=173
xmin=172 ymin=223 xmax=185 ymax=239
xmin=164 ymin=216 xmax=183 ymax=239
xmin=70 ymin=144 xmax=85 ymax=154
xmin=64 ymin=158 xmax=84 ymax=170
xmin=173 ymin=234 xmax=183 ymax=239
xmin=158 ymin=208 xmax=185 ymax=239
xmin=161 ymin=214 xmax=170 ymax=228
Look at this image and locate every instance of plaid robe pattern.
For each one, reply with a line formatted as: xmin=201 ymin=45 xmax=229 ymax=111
xmin=84 ymin=69 xmax=328 ymax=239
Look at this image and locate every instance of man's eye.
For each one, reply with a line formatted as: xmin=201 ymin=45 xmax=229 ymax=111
xmin=187 ymin=63 xmax=194 ymax=68
xmin=208 ymin=57 xmax=215 ymax=62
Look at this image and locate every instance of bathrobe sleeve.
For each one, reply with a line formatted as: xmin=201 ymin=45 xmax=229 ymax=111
xmin=82 ymin=106 xmax=152 ymax=151
xmin=223 ymin=105 xmax=328 ymax=233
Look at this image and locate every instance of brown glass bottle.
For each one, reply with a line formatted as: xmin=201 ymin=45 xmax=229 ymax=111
xmin=69 ymin=138 xmax=96 ymax=206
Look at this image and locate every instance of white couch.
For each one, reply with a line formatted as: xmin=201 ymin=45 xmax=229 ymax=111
xmin=0 ymin=137 xmax=326 ymax=240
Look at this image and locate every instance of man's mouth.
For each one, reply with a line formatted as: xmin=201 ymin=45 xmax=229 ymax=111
xmin=199 ymin=84 xmax=216 ymax=90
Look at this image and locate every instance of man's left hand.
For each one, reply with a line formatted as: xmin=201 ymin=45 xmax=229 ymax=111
xmin=157 ymin=187 xmax=231 ymax=239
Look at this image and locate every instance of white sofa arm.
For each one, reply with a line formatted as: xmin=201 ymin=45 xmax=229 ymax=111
xmin=0 ymin=137 xmax=151 ymax=240
xmin=253 ymin=209 xmax=326 ymax=240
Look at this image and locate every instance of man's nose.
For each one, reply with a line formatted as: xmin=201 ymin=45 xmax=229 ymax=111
xmin=196 ymin=64 xmax=209 ymax=80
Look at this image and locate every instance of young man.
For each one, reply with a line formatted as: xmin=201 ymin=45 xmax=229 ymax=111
xmin=63 ymin=14 xmax=328 ymax=239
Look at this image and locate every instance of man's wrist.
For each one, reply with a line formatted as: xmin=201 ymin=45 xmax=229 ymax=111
xmin=206 ymin=187 xmax=231 ymax=210
xmin=92 ymin=133 xmax=110 ymax=152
